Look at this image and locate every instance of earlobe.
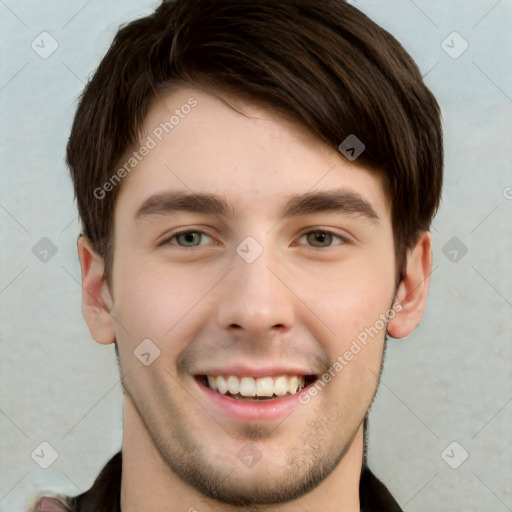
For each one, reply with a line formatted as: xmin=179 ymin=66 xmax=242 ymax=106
xmin=387 ymin=231 xmax=433 ymax=339
xmin=77 ymin=236 xmax=116 ymax=345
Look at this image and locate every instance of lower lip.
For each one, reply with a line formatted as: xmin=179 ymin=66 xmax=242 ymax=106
xmin=196 ymin=377 xmax=314 ymax=421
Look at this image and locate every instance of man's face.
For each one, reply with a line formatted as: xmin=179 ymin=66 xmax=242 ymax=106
xmin=108 ymin=87 xmax=397 ymax=504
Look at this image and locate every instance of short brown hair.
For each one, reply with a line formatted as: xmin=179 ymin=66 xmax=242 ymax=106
xmin=66 ymin=0 xmax=443 ymax=289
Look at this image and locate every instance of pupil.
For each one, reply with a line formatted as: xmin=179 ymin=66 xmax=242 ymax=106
xmin=310 ymin=232 xmax=330 ymax=246
xmin=181 ymin=233 xmax=198 ymax=246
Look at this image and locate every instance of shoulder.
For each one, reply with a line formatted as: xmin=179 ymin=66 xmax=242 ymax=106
xmin=29 ymin=494 xmax=72 ymax=512
xmin=28 ymin=451 xmax=122 ymax=512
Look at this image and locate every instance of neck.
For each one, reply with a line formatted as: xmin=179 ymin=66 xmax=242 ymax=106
xmin=120 ymin=395 xmax=362 ymax=512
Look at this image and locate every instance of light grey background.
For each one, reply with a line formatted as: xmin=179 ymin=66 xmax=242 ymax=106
xmin=1 ymin=1 xmax=511 ymax=511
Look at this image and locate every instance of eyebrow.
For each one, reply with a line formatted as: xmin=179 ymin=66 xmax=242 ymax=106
xmin=134 ymin=188 xmax=381 ymax=226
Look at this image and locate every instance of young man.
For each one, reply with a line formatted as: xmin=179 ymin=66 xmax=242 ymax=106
xmin=31 ymin=0 xmax=443 ymax=510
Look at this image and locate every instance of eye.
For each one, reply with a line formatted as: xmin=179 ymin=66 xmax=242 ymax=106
xmin=158 ymin=229 xmax=214 ymax=248
xmin=298 ymin=229 xmax=348 ymax=249
xmin=158 ymin=228 xmax=349 ymax=250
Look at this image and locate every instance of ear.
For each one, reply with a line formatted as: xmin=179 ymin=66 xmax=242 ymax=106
xmin=388 ymin=231 xmax=432 ymax=339
xmin=77 ymin=236 xmax=116 ymax=345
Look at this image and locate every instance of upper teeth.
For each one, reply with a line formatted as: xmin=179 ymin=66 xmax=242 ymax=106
xmin=206 ymin=375 xmax=306 ymax=397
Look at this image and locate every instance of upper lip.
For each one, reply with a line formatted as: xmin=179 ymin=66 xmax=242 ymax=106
xmin=194 ymin=364 xmax=318 ymax=378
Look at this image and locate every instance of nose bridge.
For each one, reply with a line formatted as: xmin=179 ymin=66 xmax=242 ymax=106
xmin=216 ymin=238 xmax=295 ymax=335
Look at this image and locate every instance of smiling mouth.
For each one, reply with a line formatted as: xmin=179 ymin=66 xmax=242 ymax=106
xmin=197 ymin=374 xmax=318 ymax=401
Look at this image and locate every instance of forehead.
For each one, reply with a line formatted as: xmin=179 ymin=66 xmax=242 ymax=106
xmin=114 ymin=86 xmax=391 ymax=222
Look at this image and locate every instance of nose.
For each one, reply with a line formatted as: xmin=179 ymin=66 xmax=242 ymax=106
xmin=215 ymin=243 xmax=296 ymax=339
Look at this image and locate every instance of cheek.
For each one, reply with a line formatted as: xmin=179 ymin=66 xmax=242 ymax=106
xmin=111 ymin=256 xmax=220 ymax=357
xmin=297 ymin=252 xmax=395 ymax=339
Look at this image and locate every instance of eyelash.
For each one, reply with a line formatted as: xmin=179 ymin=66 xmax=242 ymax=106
xmin=158 ymin=227 xmax=350 ymax=250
